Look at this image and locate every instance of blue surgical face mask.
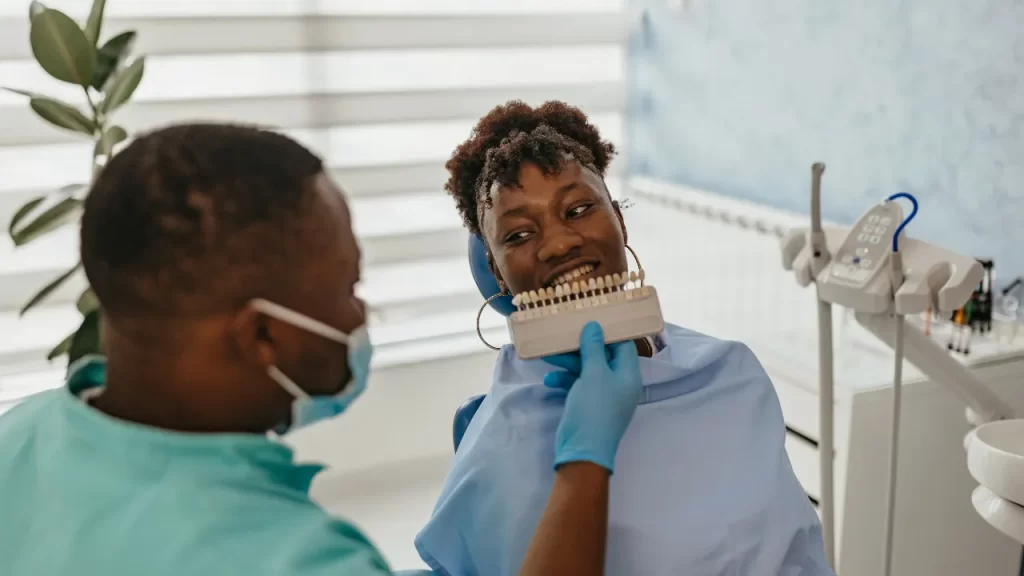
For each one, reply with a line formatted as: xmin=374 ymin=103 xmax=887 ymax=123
xmin=249 ymin=299 xmax=372 ymax=432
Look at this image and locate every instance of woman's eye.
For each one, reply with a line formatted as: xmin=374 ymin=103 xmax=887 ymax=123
xmin=503 ymin=231 xmax=532 ymax=244
xmin=567 ymin=204 xmax=594 ymax=218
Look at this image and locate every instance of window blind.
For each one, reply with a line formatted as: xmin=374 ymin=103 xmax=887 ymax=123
xmin=0 ymin=0 xmax=626 ymax=413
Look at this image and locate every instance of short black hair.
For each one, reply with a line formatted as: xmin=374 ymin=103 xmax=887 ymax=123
xmin=445 ymin=100 xmax=616 ymax=237
xmin=81 ymin=123 xmax=325 ymax=317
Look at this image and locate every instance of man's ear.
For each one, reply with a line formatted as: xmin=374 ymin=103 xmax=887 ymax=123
xmin=612 ymin=199 xmax=628 ymax=245
xmin=230 ymin=304 xmax=277 ymax=370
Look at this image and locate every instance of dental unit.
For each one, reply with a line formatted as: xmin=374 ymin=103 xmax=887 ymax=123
xmin=781 ymin=163 xmax=1023 ymax=575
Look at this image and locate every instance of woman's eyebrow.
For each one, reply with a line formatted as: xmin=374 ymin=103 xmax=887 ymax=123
xmin=498 ymin=206 xmax=529 ymax=219
xmin=557 ymin=181 xmax=581 ymax=194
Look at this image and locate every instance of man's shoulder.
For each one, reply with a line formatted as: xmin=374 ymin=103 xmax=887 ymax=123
xmin=0 ymin=389 xmax=61 ymax=438
xmin=210 ymin=508 xmax=392 ymax=575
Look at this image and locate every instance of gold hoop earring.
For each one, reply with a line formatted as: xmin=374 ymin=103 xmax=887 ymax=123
xmin=476 ymin=293 xmax=508 ymax=351
xmin=625 ymin=244 xmax=644 ymax=285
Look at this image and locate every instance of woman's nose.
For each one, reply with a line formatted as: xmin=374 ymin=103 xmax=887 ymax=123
xmin=537 ymin=225 xmax=584 ymax=262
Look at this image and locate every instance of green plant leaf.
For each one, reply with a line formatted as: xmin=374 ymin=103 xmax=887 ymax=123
xmin=10 ymin=196 xmax=83 ymax=246
xmin=94 ymin=125 xmax=127 ymax=157
xmin=90 ymin=30 xmax=134 ymax=90
xmin=68 ymin=309 xmax=102 ymax=365
xmin=29 ymin=96 xmax=95 ymax=135
xmin=8 ymin=196 xmax=45 ymax=238
xmin=29 ymin=9 xmax=96 ymax=86
xmin=84 ymin=0 xmax=106 ymax=46
xmin=20 ymin=263 xmax=82 ymax=316
xmin=29 ymin=1 xmax=47 ymax=19
xmin=76 ymin=287 xmax=99 ymax=314
xmin=99 ymin=57 xmax=144 ymax=113
xmin=47 ymin=331 xmax=75 ymax=361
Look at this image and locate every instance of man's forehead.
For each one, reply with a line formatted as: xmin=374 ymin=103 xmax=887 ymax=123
xmin=316 ymin=173 xmax=350 ymax=218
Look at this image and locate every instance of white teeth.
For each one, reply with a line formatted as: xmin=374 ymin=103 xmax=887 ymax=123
xmin=553 ymin=264 xmax=595 ymax=286
xmin=514 ymin=268 xmax=644 ymax=310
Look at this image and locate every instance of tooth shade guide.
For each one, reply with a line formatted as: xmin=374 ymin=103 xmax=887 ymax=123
xmin=507 ymin=285 xmax=665 ymax=359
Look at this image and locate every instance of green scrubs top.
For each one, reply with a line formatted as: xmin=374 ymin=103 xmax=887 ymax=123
xmin=0 ymin=358 xmax=392 ymax=576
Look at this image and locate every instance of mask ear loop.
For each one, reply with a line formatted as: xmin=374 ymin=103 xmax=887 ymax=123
xmin=476 ymin=292 xmax=508 ymax=351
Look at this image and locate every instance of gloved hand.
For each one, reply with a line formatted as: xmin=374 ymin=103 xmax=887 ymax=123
xmin=543 ymin=322 xmax=642 ymax=472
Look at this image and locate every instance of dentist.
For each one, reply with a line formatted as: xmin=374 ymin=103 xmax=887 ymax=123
xmin=0 ymin=123 xmax=643 ymax=576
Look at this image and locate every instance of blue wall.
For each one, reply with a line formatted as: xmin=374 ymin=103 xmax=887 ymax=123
xmin=628 ymin=0 xmax=1024 ymax=281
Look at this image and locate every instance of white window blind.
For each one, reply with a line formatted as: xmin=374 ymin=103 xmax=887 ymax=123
xmin=0 ymin=0 xmax=626 ymax=413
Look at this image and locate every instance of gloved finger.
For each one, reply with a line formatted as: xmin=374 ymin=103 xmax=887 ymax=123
xmin=577 ymin=322 xmax=608 ymax=367
xmin=543 ymin=370 xmax=577 ymax=390
xmin=543 ymin=352 xmax=581 ymax=374
xmin=608 ymin=339 xmax=641 ymax=373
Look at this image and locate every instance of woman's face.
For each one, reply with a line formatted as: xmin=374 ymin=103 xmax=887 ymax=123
xmin=480 ymin=160 xmax=628 ymax=296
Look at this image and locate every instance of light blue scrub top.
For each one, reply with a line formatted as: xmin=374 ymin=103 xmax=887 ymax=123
xmin=416 ymin=324 xmax=834 ymax=576
xmin=0 ymin=359 xmax=392 ymax=576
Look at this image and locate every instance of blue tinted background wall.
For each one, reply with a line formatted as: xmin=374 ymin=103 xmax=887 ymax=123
xmin=627 ymin=0 xmax=1024 ymax=280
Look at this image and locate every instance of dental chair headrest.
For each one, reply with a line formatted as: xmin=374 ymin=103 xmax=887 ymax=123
xmin=469 ymin=234 xmax=515 ymax=317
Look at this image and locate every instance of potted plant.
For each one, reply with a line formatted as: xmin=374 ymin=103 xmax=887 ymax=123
xmin=4 ymin=0 xmax=145 ymax=365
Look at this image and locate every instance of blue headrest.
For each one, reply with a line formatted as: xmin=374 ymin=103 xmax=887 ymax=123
xmin=469 ymin=234 xmax=515 ymax=316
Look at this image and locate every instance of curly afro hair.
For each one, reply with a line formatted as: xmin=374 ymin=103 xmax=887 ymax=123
xmin=445 ymin=100 xmax=616 ymax=237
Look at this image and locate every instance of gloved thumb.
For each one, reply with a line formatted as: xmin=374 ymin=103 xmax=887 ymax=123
xmin=608 ymin=339 xmax=641 ymax=373
xmin=578 ymin=321 xmax=607 ymax=364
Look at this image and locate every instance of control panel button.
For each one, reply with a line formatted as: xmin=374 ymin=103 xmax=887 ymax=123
xmin=861 ymin=258 xmax=872 ymax=267
xmin=880 ymin=217 xmax=892 ymax=225
xmin=858 ymin=233 xmax=868 ymax=242
xmin=868 ymin=215 xmax=880 ymax=223
xmin=857 ymin=247 xmax=870 ymax=255
xmin=841 ymin=254 xmax=853 ymax=264
xmin=869 ymin=235 xmax=880 ymax=244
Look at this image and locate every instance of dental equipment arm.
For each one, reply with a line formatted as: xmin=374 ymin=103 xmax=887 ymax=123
xmin=854 ymin=313 xmax=1014 ymax=425
xmin=809 ymin=163 xmax=837 ymax=567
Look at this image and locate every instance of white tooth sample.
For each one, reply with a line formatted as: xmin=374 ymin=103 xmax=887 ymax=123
xmin=521 ymin=292 xmax=531 ymax=307
xmin=512 ymin=294 xmax=521 ymax=308
xmin=529 ymin=290 xmax=539 ymax=306
xmin=571 ymin=281 xmax=581 ymax=296
xmin=630 ymin=271 xmax=638 ymax=283
xmin=546 ymin=287 xmax=556 ymax=302
xmin=572 ymin=269 xmax=581 ymax=278
xmin=604 ymin=275 xmax=613 ymax=290
xmin=612 ymin=273 xmax=621 ymax=288
xmin=638 ymin=269 xmax=646 ymax=284
xmin=555 ymin=285 xmax=564 ymax=301
xmin=596 ymin=276 xmax=606 ymax=291
xmin=588 ymin=278 xmax=597 ymax=294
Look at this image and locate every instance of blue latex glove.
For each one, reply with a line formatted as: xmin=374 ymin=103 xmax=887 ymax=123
xmin=544 ymin=322 xmax=642 ymax=472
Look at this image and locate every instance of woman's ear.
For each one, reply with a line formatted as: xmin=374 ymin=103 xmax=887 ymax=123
xmin=612 ymin=200 xmax=629 ymax=245
xmin=487 ymin=252 xmax=508 ymax=293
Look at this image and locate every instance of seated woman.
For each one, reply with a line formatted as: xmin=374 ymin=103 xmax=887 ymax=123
xmin=415 ymin=101 xmax=832 ymax=575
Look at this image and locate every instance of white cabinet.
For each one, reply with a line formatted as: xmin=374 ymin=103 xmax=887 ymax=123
xmin=759 ymin=321 xmax=1024 ymax=576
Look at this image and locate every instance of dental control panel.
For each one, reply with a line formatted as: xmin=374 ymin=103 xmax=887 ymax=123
xmin=507 ymin=269 xmax=665 ymax=359
xmin=816 ymin=202 xmax=903 ymax=314
xmin=781 ymin=209 xmax=983 ymax=316
xmin=825 ymin=203 xmax=902 ymax=288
